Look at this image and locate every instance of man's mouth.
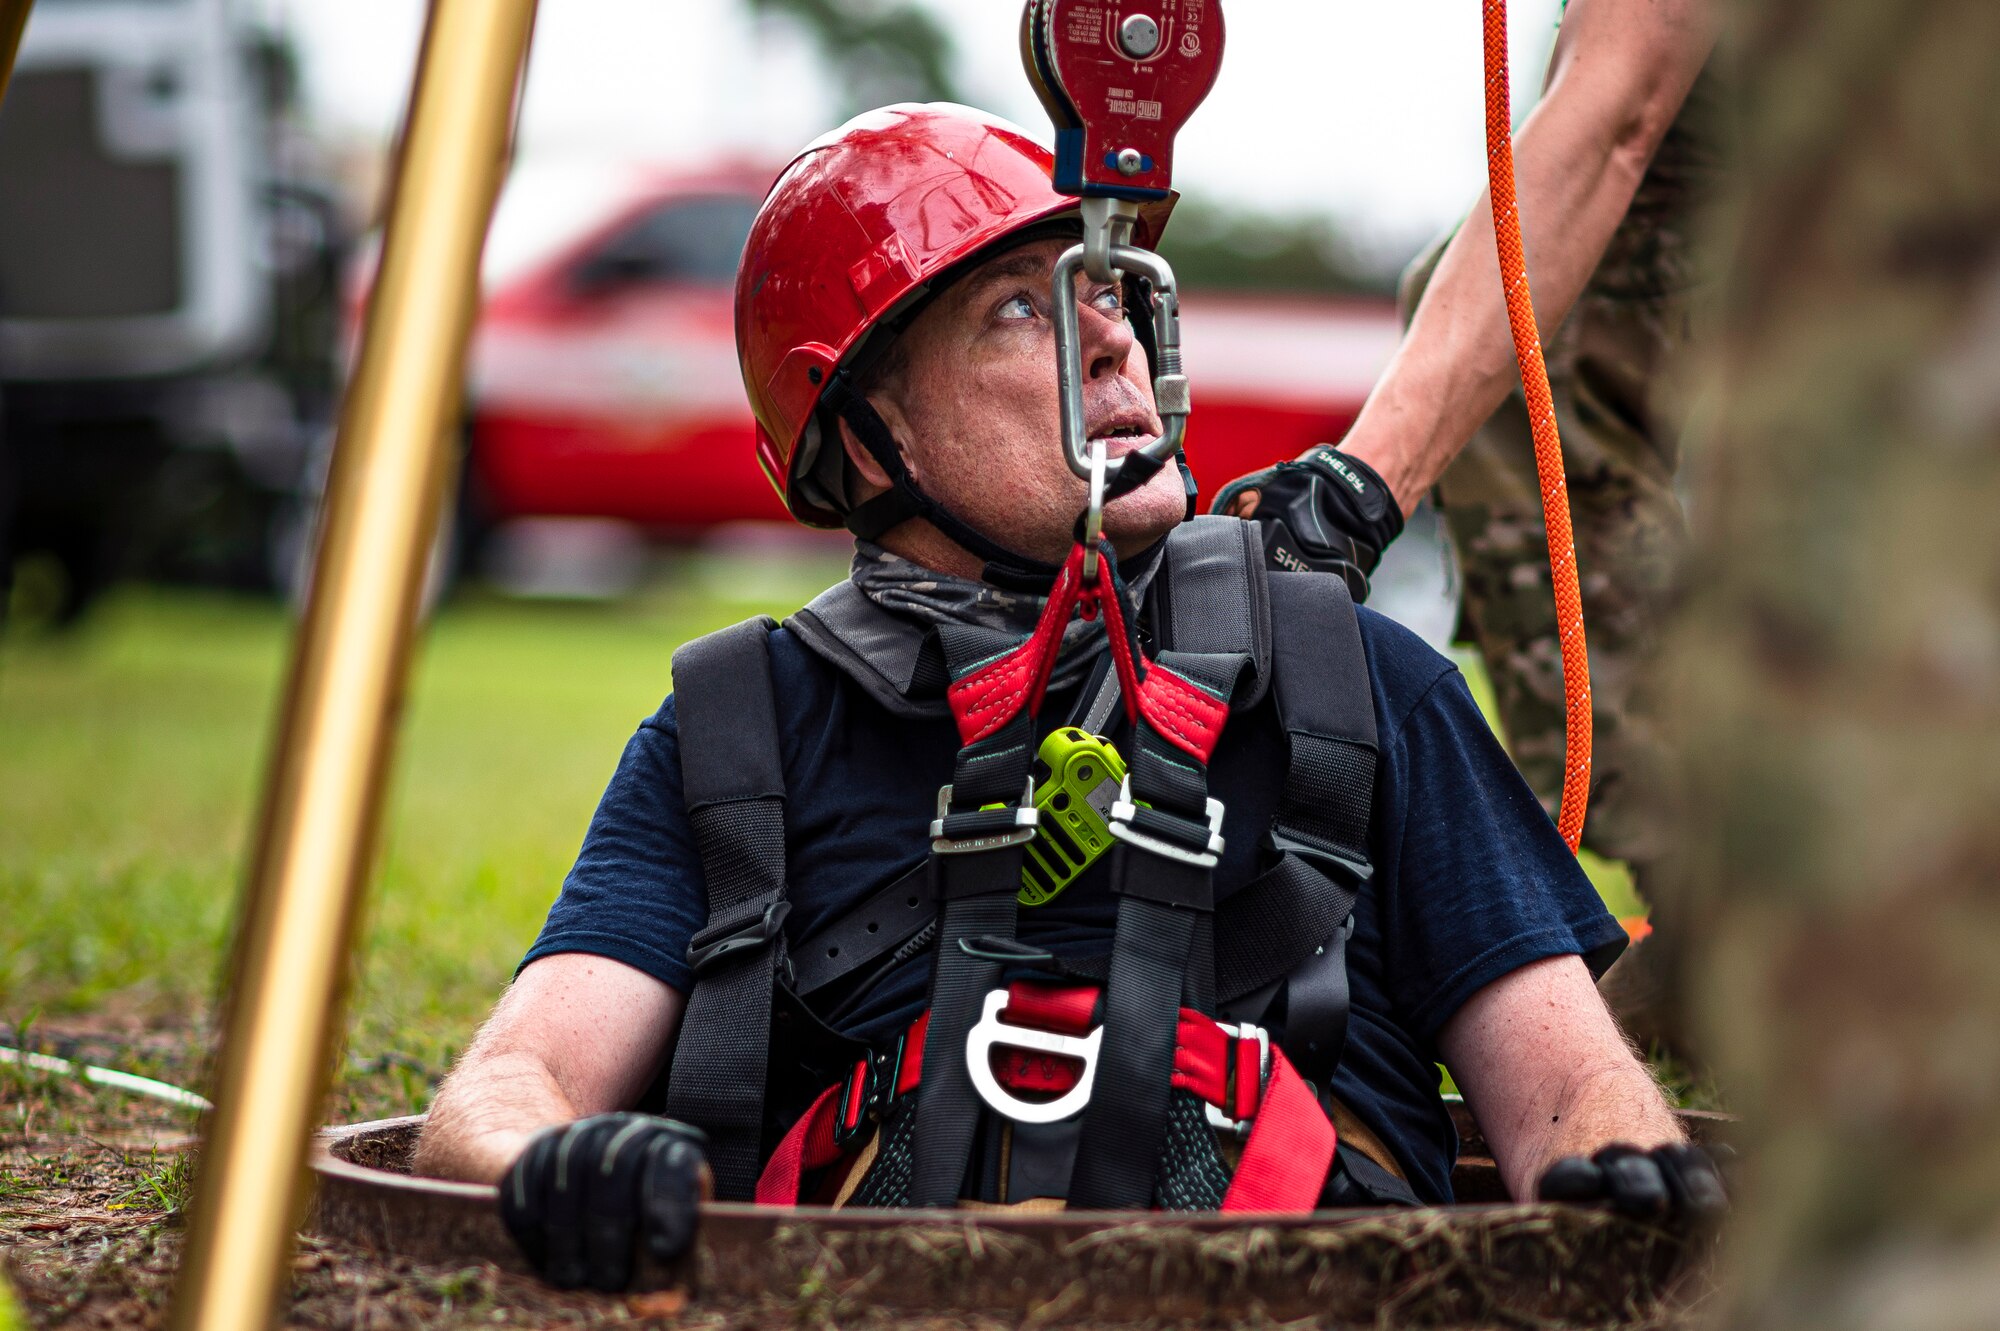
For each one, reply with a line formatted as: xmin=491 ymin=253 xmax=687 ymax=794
xmin=1087 ymin=422 xmax=1158 ymax=454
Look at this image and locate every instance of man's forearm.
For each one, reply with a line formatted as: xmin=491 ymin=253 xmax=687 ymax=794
xmin=1499 ymin=1056 xmax=1685 ymax=1201
xmin=1342 ymin=0 xmax=1715 ymax=516
xmin=413 ymin=1049 xmax=581 ymax=1184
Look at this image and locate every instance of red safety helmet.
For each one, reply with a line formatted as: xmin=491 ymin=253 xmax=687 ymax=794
xmin=736 ymin=103 xmax=1172 ymax=529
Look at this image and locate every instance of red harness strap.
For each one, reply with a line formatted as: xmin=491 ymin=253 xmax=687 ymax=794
xmin=754 ymin=982 xmax=1336 ymax=1211
xmin=945 ymin=543 xmax=1231 ymax=764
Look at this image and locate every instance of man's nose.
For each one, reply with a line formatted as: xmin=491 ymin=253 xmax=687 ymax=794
xmin=1078 ymin=289 xmax=1139 ymax=380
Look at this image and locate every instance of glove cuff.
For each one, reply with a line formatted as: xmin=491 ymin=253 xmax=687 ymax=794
xmin=1301 ymin=445 xmax=1405 ymax=550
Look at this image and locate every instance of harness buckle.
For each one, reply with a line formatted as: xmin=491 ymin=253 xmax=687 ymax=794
xmin=965 ymin=988 xmax=1102 ymax=1125
xmin=1108 ymin=777 xmax=1226 ymax=868
xmin=929 ymin=779 xmax=1040 ymax=855
xmin=1205 ymin=1020 xmax=1271 ymax=1140
xmin=1268 ymin=830 xmax=1374 ymax=889
xmin=685 ymin=900 xmax=791 ymax=976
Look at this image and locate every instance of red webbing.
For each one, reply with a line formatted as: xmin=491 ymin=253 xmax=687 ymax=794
xmin=757 ymin=995 xmax=1335 ymax=1209
xmin=945 ymin=546 xmax=1086 ymax=745
xmin=1003 ymin=980 xmax=1099 ymax=1035
xmin=1483 ymin=0 xmax=1592 ymax=851
xmin=754 ymin=1081 xmax=845 ymax=1206
xmin=1219 ymin=1049 xmax=1335 ymax=1214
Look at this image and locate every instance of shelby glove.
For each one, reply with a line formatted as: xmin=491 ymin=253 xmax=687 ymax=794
xmin=499 ymin=1113 xmax=710 ymax=1291
xmin=1537 ymin=1142 xmax=1728 ymax=1223
xmin=1210 ymin=445 xmax=1404 ymax=602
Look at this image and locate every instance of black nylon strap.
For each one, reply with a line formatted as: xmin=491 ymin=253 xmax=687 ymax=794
xmin=1267 ymin=572 xmax=1376 ymax=869
xmin=662 ymin=618 xmax=787 ymax=1200
xmin=1283 ymin=915 xmax=1352 ymax=1087
xmin=789 ymin=859 xmax=930 ymax=998
xmin=1155 ymin=517 xmax=1273 ymax=708
xmin=907 ymin=625 xmax=1036 ymax=1208
xmin=1069 ymin=648 xmax=1242 ymax=1209
xmin=1262 ymin=572 xmax=1378 ymax=1088
xmin=1213 ymin=853 xmax=1357 ymax=1001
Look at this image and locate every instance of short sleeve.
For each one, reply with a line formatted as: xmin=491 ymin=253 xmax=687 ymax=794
xmin=518 ymin=697 xmax=707 ymax=994
xmin=1372 ymin=668 xmax=1626 ymax=1045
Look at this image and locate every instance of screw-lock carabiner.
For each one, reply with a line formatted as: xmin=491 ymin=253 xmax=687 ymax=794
xmin=1053 ymin=199 xmax=1191 ymax=494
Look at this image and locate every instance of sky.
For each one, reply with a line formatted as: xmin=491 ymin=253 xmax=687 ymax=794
xmin=252 ymin=0 xmax=1563 ymax=261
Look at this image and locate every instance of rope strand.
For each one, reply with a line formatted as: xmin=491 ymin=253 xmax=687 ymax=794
xmin=1482 ymin=0 xmax=1591 ymax=852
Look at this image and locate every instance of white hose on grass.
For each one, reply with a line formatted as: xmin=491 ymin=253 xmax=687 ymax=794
xmin=0 ymin=1045 xmax=212 ymax=1112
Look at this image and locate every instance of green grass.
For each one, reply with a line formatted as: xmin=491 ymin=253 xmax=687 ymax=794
xmin=3 ymin=568 xmax=1643 ymax=1098
xmin=1 ymin=555 xmax=846 ymax=1081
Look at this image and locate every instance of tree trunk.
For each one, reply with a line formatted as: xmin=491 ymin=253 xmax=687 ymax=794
xmin=1666 ymin=0 xmax=2000 ymax=1325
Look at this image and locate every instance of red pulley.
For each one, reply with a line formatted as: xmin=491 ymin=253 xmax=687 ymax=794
xmin=1022 ymin=0 xmax=1226 ymax=201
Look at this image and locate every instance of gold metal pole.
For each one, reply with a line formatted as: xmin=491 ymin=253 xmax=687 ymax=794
xmin=169 ymin=2 xmax=538 ymax=1328
xmin=0 ymin=0 xmax=35 ymax=107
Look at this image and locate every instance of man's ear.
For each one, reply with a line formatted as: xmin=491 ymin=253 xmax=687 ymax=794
xmin=837 ymin=393 xmax=918 ymax=496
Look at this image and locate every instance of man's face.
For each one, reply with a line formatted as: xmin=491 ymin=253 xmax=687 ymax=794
xmin=842 ymin=236 xmax=1189 ymax=571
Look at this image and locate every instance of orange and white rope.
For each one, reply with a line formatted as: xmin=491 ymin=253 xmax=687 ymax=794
xmin=1482 ymin=0 xmax=1591 ymax=852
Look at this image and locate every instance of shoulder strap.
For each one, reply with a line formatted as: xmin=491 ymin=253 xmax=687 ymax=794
xmin=1259 ymin=571 xmax=1377 ymax=1088
xmin=1151 ymin=515 xmax=1273 ymax=708
xmin=1267 ymin=571 xmax=1377 ymax=877
xmin=662 ymin=615 xmax=789 ymax=1201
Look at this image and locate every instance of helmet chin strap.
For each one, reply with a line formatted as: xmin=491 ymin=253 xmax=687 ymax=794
xmin=830 ymin=370 xmax=1193 ymax=589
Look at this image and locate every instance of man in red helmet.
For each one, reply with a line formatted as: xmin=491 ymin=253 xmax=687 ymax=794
xmin=416 ymin=104 xmax=1719 ymax=1292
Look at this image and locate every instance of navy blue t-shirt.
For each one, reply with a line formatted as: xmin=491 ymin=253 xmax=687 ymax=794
xmin=523 ymin=604 xmax=1624 ymax=1204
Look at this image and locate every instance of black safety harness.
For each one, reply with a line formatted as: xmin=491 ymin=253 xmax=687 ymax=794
xmin=662 ymin=517 xmax=1381 ymax=1208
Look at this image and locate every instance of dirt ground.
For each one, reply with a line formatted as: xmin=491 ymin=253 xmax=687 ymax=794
xmin=0 ymin=1017 xmax=667 ymax=1330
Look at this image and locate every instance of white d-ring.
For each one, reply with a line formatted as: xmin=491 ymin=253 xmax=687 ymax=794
xmin=965 ymin=989 xmax=1101 ymax=1125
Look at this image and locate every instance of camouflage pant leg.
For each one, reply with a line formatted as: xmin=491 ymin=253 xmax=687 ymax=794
xmin=1401 ymin=235 xmax=1702 ymax=871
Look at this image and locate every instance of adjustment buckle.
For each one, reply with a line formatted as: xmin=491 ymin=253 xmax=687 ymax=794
xmin=1108 ymin=777 xmax=1226 ymax=868
xmin=965 ymin=988 xmax=1101 ymax=1125
xmin=832 ymin=1056 xmax=878 ymax=1148
xmin=1268 ymin=831 xmax=1374 ymax=889
xmin=930 ymin=779 xmax=1040 ymax=855
xmin=1205 ymin=1020 xmax=1271 ymax=1139
xmin=685 ymin=900 xmax=790 ymax=976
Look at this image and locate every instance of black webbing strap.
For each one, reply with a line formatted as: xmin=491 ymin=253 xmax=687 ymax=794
xmin=1068 ymin=648 xmax=1246 ymax=1210
xmin=662 ymin=617 xmax=788 ymax=1200
xmin=1263 ymin=572 xmax=1378 ymax=1088
xmin=906 ymin=622 xmax=1037 ymax=1208
xmin=1155 ymin=516 xmax=1273 ymax=708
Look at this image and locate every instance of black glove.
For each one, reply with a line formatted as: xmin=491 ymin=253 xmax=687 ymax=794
xmin=1537 ymin=1142 xmax=1728 ymax=1223
xmin=499 ymin=1113 xmax=709 ymax=1291
xmin=1210 ymin=445 xmax=1404 ymax=601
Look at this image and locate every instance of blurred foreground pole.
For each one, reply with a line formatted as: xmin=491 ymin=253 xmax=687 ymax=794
xmin=1668 ymin=0 xmax=2000 ymax=1325
xmin=168 ymin=1 xmax=538 ymax=1328
xmin=0 ymin=0 xmax=32 ymax=106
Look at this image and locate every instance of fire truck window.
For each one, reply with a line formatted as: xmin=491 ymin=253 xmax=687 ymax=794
xmin=575 ymin=196 xmax=759 ymax=290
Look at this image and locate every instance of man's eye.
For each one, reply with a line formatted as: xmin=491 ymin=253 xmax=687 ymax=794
xmin=1091 ymin=287 xmax=1127 ymax=318
xmin=997 ymin=294 xmax=1037 ymax=320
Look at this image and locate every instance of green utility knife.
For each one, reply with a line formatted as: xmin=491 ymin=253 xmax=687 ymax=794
xmin=1020 ymin=728 xmax=1128 ymax=907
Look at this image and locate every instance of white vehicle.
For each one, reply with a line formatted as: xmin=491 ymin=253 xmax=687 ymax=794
xmin=0 ymin=0 xmax=344 ymax=619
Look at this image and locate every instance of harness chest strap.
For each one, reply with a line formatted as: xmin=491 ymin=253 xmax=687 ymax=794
xmin=755 ymin=982 xmax=1335 ymax=1213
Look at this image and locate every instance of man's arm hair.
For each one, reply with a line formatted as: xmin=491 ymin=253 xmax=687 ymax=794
xmin=413 ymin=953 xmax=685 ymax=1184
xmin=1438 ymin=953 xmax=1684 ymax=1201
xmin=1340 ymin=0 xmax=1718 ymax=516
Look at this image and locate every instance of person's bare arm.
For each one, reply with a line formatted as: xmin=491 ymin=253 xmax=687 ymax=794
xmin=1339 ymin=0 xmax=1717 ymax=515
xmin=413 ymin=954 xmax=685 ymax=1184
xmin=1438 ymin=954 xmax=1682 ymax=1201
